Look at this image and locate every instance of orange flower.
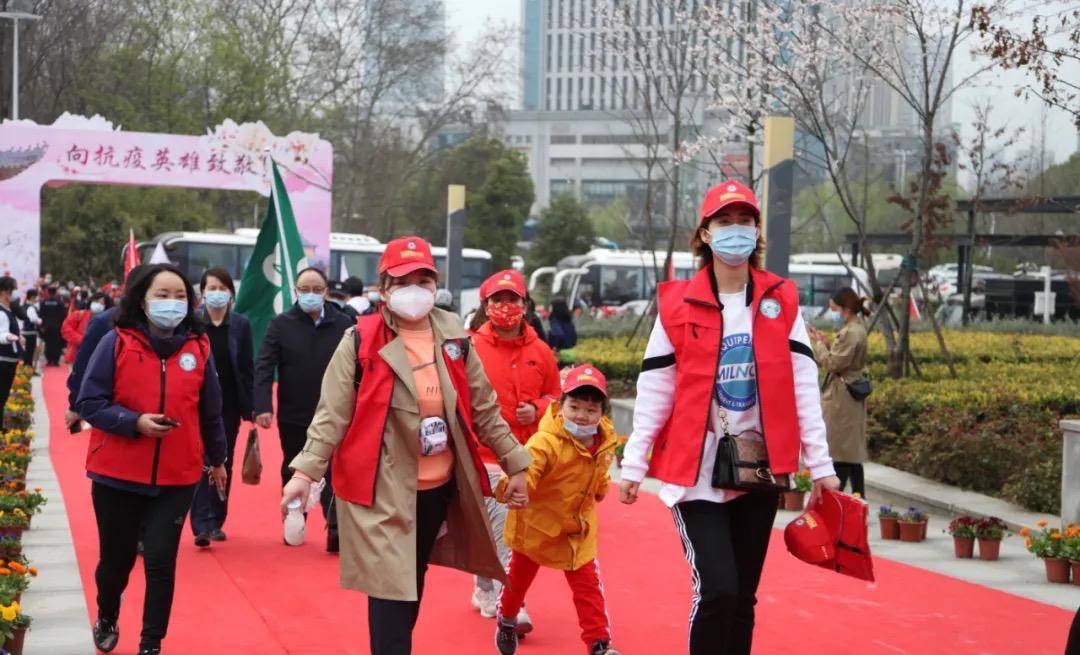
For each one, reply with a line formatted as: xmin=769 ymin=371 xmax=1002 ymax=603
xmin=1036 ymin=519 xmax=1048 ymax=527
xmin=0 ymin=568 xmax=11 ymax=576
xmin=9 ymin=562 xmax=26 ymax=574
xmin=27 ymin=567 xmax=36 ymax=577
xmin=1025 ymin=538 xmax=1033 ymax=548
xmin=1019 ymin=527 xmax=1030 ymax=537
xmin=1052 ymin=532 xmax=1062 ymax=540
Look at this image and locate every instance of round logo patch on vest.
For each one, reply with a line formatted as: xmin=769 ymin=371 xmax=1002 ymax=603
xmin=443 ymin=341 xmax=462 ymax=361
xmin=760 ymin=299 xmax=781 ymax=319
xmin=715 ymin=333 xmax=756 ymax=412
xmin=178 ymin=352 xmax=197 ymax=372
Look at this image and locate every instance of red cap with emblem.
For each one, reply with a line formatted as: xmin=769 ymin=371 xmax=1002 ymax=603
xmin=699 ymin=180 xmax=760 ymax=224
xmin=562 ymin=364 xmax=608 ymax=397
xmin=378 ymin=236 xmax=438 ymax=278
xmin=784 ymin=509 xmax=836 ymax=565
xmin=481 ymin=269 xmax=527 ymax=301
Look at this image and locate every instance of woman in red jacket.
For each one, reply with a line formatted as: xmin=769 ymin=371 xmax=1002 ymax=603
xmin=76 ymin=264 xmax=228 ymax=655
xmin=618 ymin=181 xmax=840 ymax=655
xmin=61 ymin=291 xmax=111 ymax=364
xmin=467 ymin=269 xmax=561 ymax=631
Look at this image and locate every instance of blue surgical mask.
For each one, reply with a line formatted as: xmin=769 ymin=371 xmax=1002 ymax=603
xmin=707 ymin=224 xmax=759 ymax=266
xmin=146 ymin=299 xmax=187 ymax=330
xmin=297 ymin=292 xmax=324 ymax=313
xmin=826 ymin=309 xmax=843 ymax=325
xmin=564 ymin=418 xmax=599 ymax=439
xmin=203 ymin=290 xmax=231 ymax=310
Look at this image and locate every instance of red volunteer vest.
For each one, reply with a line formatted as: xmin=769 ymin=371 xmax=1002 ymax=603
xmin=647 ymin=266 xmax=802 ymax=486
xmin=331 ymin=314 xmax=493 ymax=507
xmin=86 ymin=328 xmax=209 ymax=486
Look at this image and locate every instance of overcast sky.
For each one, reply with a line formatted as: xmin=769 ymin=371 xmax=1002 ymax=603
xmin=445 ymin=0 xmax=1080 ymax=178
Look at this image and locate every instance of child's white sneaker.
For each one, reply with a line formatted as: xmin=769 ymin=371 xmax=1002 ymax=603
xmin=471 ymin=587 xmax=498 ymax=618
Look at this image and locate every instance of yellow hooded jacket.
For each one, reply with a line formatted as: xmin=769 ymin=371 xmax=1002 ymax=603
xmin=496 ymin=403 xmax=619 ymax=571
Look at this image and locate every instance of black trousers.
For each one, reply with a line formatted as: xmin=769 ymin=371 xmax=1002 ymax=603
xmin=672 ymin=493 xmax=778 ymax=655
xmin=278 ymin=421 xmax=336 ymax=531
xmin=0 ymin=361 xmax=17 ymax=433
xmin=21 ymin=334 xmax=36 ymax=367
xmin=368 ymin=481 xmax=454 ymax=655
xmin=42 ymin=327 xmax=64 ymax=365
xmin=91 ymin=481 xmax=196 ymax=650
xmin=834 ymin=462 xmax=866 ymax=498
xmin=189 ymin=406 xmax=243 ymax=535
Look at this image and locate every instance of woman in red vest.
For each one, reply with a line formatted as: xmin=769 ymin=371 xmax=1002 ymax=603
xmin=282 ymin=237 xmax=532 ymax=655
xmin=76 ymin=264 xmax=228 ymax=655
xmin=618 ymin=181 xmax=840 ymax=655
xmin=466 ymin=269 xmax=561 ymax=628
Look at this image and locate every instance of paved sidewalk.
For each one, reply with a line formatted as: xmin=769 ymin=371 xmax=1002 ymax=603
xmin=21 ymin=375 xmax=94 ymax=655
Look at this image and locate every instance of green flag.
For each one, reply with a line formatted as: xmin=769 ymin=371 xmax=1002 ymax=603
xmin=234 ymin=159 xmax=308 ymax=351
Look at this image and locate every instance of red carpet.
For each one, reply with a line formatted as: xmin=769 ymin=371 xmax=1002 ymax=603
xmin=44 ymin=368 xmax=1074 ymax=654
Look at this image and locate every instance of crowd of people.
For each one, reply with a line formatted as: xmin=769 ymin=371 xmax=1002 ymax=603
xmin=0 ymin=179 xmax=894 ymax=655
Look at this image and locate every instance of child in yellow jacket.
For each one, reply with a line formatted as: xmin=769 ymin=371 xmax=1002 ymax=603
xmin=493 ymin=364 xmax=620 ymax=655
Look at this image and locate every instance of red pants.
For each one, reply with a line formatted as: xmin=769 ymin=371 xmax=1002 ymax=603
xmin=499 ymin=551 xmax=611 ymax=645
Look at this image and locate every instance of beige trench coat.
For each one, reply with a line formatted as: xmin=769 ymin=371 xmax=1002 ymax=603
xmin=813 ymin=320 xmax=869 ymax=463
xmin=290 ymin=307 xmax=532 ymax=601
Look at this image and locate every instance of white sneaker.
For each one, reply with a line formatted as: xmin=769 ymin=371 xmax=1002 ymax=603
xmin=515 ymin=608 xmax=534 ymax=637
xmin=471 ymin=587 xmax=497 ymax=618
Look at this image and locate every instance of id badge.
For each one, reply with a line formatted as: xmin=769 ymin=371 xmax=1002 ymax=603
xmin=419 ymin=417 xmax=449 ymax=456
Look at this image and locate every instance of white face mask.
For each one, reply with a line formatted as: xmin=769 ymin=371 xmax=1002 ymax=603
xmin=388 ymin=285 xmax=435 ymax=321
xmin=564 ymin=418 xmax=599 ymax=439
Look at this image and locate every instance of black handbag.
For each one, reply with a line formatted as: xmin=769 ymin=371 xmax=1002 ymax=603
xmin=711 ymin=432 xmax=791 ymax=492
xmin=845 ymin=377 xmax=873 ymax=401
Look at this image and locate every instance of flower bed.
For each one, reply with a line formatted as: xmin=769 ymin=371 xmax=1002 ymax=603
xmin=0 ymin=365 xmax=40 ymax=653
xmin=567 ymin=331 xmax=1079 ymax=513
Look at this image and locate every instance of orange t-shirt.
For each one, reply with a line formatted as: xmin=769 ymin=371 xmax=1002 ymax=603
xmin=398 ymin=326 xmax=454 ymax=489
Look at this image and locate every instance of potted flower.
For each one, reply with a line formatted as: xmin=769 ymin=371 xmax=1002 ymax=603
xmin=947 ymin=516 xmax=978 ymax=558
xmin=0 ymin=600 xmax=30 ymax=655
xmin=783 ymin=471 xmax=812 ymax=511
xmin=0 ymin=539 xmax=21 ymax=562
xmin=878 ymin=505 xmax=900 ymax=540
xmin=976 ymin=517 xmax=1007 ymax=561
xmin=0 ymin=510 xmax=30 ymax=540
xmin=0 ymin=561 xmax=32 ymax=605
xmin=1062 ymin=525 xmax=1080 ymax=587
xmin=1022 ymin=519 xmax=1069 ymax=583
xmin=898 ymin=507 xmax=927 ymax=542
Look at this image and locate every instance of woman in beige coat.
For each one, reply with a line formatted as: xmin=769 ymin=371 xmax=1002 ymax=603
xmin=281 ymin=236 xmax=531 ymax=655
xmin=808 ymin=287 xmax=870 ymax=497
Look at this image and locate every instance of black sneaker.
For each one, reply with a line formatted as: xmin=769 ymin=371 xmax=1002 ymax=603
xmin=210 ymin=528 xmax=227 ymax=542
xmin=589 ymin=640 xmax=619 ymax=655
xmin=93 ymin=617 xmax=119 ymax=653
xmin=194 ymin=533 xmax=211 ymax=548
xmin=326 ymin=530 xmax=339 ymax=553
xmin=495 ymin=616 xmax=518 ymax=655
xmin=137 ymin=647 xmax=161 ymax=655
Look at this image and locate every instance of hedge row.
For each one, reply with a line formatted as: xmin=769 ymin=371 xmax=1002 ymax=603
xmin=564 ymin=331 xmax=1079 ymax=514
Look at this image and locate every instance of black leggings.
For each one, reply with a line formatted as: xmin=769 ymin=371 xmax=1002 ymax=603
xmin=368 ymin=481 xmax=454 ymax=655
xmin=0 ymin=361 xmax=17 ymax=433
xmin=91 ymin=482 xmax=196 ymax=650
xmin=672 ymin=493 xmax=778 ymax=655
xmin=834 ymin=462 xmax=865 ymax=498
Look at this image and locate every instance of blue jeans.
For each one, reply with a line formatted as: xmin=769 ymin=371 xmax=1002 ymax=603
xmin=190 ymin=407 xmax=242 ymax=535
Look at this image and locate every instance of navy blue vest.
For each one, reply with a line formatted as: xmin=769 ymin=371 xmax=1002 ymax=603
xmin=0 ymin=304 xmax=22 ymax=361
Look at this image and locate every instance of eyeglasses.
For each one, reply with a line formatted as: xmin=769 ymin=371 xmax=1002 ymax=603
xmin=296 ymin=286 xmax=326 ymax=295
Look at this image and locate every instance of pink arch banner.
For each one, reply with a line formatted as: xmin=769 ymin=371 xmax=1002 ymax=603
xmin=0 ymin=113 xmax=333 ymax=289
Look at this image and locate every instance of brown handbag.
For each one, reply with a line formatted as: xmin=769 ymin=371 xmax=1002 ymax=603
xmin=241 ymin=427 xmax=263 ymax=485
xmin=709 ymin=406 xmax=790 ymax=493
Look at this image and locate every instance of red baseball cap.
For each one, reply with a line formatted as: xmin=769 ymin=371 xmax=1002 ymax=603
xmin=481 ymin=269 xmax=526 ymax=301
xmin=378 ymin=236 xmax=438 ymax=278
xmin=562 ymin=364 xmax=608 ymax=397
xmin=784 ymin=509 xmax=836 ymax=565
xmin=699 ymin=180 xmax=760 ymax=224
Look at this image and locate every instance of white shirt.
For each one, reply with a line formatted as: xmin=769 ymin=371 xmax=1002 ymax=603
xmin=621 ymin=285 xmax=835 ymax=508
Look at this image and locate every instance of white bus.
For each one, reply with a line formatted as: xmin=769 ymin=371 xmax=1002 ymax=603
xmin=531 ymin=248 xmax=869 ymax=318
xmin=126 ymin=230 xmax=494 ymax=315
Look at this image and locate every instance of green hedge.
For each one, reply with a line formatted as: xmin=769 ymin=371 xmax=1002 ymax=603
xmin=565 ymin=331 xmax=1079 ymax=514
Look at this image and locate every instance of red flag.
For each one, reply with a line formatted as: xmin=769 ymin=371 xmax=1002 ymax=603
xmin=908 ymin=296 xmax=921 ymax=321
xmin=124 ymin=229 xmax=139 ymax=278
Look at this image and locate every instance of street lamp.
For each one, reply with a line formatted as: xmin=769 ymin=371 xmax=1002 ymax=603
xmin=0 ymin=2 xmax=42 ymax=120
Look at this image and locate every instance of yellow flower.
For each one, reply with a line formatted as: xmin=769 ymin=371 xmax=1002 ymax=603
xmin=0 ymin=604 xmax=15 ymax=621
